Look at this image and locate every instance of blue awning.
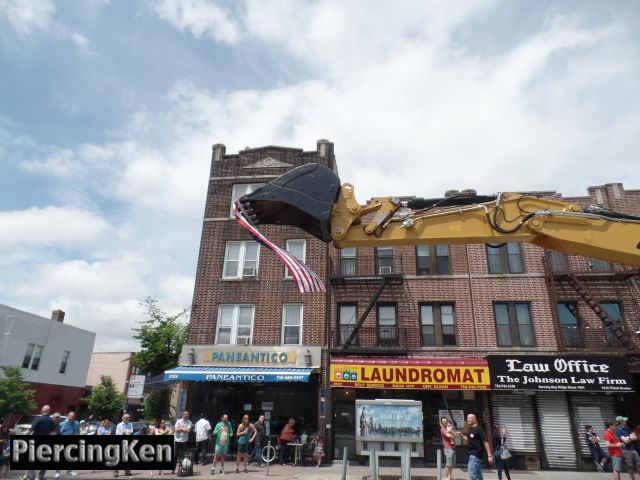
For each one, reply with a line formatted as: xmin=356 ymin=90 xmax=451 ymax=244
xmin=163 ymin=366 xmax=315 ymax=383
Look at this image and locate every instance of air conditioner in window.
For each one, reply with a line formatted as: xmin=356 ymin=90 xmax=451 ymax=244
xmin=379 ymin=266 xmax=392 ymax=275
xmin=242 ymin=266 xmax=256 ymax=277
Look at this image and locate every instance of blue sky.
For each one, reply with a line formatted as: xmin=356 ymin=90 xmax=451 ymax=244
xmin=1 ymin=0 xmax=639 ymax=351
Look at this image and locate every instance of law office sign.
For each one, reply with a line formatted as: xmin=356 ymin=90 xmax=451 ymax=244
xmin=487 ymin=355 xmax=633 ymax=392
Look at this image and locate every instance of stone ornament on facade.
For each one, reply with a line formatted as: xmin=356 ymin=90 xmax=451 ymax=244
xmin=243 ymin=157 xmax=293 ymax=169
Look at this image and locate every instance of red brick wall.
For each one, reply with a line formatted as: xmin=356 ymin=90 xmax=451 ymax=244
xmin=189 ymin=141 xmax=640 ymax=359
xmin=189 ymin=142 xmax=335 ymax=347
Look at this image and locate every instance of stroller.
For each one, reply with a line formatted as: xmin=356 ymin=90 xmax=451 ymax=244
xmin=176 ymin=447 xmax=196 ymax=477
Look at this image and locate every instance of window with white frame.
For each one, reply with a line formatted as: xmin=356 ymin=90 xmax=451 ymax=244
xmin=216 ymin=305 xmax=254 ymax=345
xmin=59 ymin=350 xmax=71 ymax=374
xmin=22 ymin=343 xmax=44 ymax=370
xmin=284 ymin=239 xmax=306 ymax=278
xmin=223 ymin=241 xmax=259 ymax=279
xmin=229 ymin=184 xmax=264 ymax=217
xmin=282 ymin=304 xmax=303 ymax=345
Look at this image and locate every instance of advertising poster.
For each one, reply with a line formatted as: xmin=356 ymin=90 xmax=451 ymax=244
xmin=355 ymin=400 xmax=423 ymax=443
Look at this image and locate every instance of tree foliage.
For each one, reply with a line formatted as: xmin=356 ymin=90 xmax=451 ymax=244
xmin=81 ymin=375 xmax=126 ymax=420
xmin=0 ymin=366 xmax=37 ymax=421
xmin=132 ymin=297 xmax=189 ymax=377
xmin=143 ymin=389 xmax=171 ymax=422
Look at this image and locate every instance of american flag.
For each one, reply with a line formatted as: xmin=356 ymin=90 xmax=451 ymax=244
xmin=233 ymin=201 xmax=326 ymax=293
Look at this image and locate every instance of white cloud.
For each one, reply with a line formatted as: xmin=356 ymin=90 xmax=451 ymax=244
xmin=4 ymin=1 xmax=640 ymax=353
xmin=0 ymin=206 xmax=111 ymax=249
xmin=152 ymin=0 xmax=241 ymax=44
xmin=0 ymin=0 xmax=55 ymax=35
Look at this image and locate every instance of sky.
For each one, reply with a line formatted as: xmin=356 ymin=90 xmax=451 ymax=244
xmin=1 ymin=0 xmax=639 ymax=352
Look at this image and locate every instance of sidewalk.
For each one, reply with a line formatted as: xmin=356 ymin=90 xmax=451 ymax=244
xmin=5 ymin=462 xmax=616 ymax=480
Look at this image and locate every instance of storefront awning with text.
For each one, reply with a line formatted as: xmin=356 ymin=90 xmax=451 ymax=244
xmin=163 ymin=366 xmax=315 ymax=382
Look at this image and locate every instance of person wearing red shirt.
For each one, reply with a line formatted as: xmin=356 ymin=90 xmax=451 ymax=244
xmin=604 ymin=421 xmax=625 ymax=480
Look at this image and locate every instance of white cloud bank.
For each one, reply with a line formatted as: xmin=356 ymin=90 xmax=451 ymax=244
xmin=2 ymin=0 xmax=639 ymax=352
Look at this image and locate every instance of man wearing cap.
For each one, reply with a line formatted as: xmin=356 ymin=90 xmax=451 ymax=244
xmin=616 ymin=416 xmax=640 ymax=480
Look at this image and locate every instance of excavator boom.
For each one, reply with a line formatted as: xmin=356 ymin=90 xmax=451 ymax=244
xmin=239 ymin=163 xmax=640 ymax=267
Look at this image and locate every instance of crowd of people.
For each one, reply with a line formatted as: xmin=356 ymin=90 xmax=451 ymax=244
xmin=4 ymin=402 xmax=639 ymax=479
xmin=439 ymin=413 xmax=640 ymax=480
xmin=586 ymin=416 xmax=640 ymax=480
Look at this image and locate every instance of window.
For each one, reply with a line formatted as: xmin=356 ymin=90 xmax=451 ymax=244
xmin=285 ymin=240 xmax=306 ymax=278
xmin=22 ymin=343 xmax=44 ymax=370
xmin=376 ymin=247 xmax=394 ymax=275
xmin=487 ymin=243 xmax=523 ymax=274
xmin=590 ymin=258 xmax=612 ymax=271
xmin=420 ymin=304 xmax=456 ymax=346
xmin=216 ymin=305 xmax=254 ymax=345
xmin=600 ymin=302 xmax=625 ymax=347
xmin=229 ymin=184 xmax=264 ymax=217
xmin=339 ymin=248 xmax=357 ymax=276
xmin=494 ymin=303 xmax=535 ymax=347
xmin=223 ymin=241 xmax=259 ymax=279
xmin=416 ymin=245 xmax=451 ymax=275
xmin=339 ymin=304 xmax=358 ymax=345
xmin=59 ymin=350 xmax=71 ymax=374
xmin=557 ymin=303 xmax=584 ymax=347
xmin=547 ymin=251 xmax=569 ymax=272
xmin=377 ymin=304 xmax=398 ymax=346
xmin=282 ymin=304 xmax=303 ymax=345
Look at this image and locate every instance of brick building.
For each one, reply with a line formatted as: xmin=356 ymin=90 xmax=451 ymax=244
xmin=170 ymin=141 xmax=640 ymax=471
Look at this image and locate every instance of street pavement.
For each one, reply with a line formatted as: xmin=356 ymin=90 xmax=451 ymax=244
xmin=4 ymin=462 xmax=619 ymax=480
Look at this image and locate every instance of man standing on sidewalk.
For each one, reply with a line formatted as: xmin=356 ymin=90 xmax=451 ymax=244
xmin=195 ymin=413 xmax=211 ymax=466
xmin=605 ymin=421 xmax=625 ymax=480
xmin=26 ymin=405 xmax=57 ymax=480
xmin=616 ymin=416 xmax=639 ymax=480
xmin=460 ymin=414 xmax=493 ymax=480
xmin=250 ymin=415 xmax=267 ymax=467
xmin=55 ymin=411 xmax=80 ymax=478
xmin=174 ymin=411 xmax=193 ymax=474
xmin=114 ymin=413 xmax=134 ymax=477
xmin=211 ymin=414 xmax=233 ymax=475
xmin=440 ymin=417 xmax=459 ymax=480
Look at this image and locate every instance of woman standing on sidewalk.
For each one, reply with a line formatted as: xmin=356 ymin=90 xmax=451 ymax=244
xmin=278 ymin=419 xmax=296 ymax=465
xmin=491 ymin=424 xmax=512 ymax=480
xmin=235 ymin=415 xmax=256 ymax=473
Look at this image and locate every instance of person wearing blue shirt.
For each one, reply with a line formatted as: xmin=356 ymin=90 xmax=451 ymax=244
xmin=616 ymin=416 xmax=640 ymax=479
xmin=26 ymin=405 xmax=58 ymax=480
xmin=55 ymin=412 xmax=80 ymax=478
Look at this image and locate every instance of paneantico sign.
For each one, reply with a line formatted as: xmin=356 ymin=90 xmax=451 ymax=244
xmin=487 ymin=355 xmax=633 ymax=392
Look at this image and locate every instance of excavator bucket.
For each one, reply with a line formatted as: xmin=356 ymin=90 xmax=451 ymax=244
xmin=238 ymin=163 xmax=341 ymax=243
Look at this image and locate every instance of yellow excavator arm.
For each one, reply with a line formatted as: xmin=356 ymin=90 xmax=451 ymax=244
xmin=240 ymin=163 xmax=640 ymax=267
xmin=331 ymin=184 xmax=640 ymax=267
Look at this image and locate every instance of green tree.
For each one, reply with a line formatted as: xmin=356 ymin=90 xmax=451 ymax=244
xmin=132 ymin=297 xmax=189 ymax=377
xmin=143 ymin=389 xmax=170 ymax=422
xmin=81 ymin=375 xmax=126 ymax=420
xmin=0 ymin=366 xmax=37 ymax=421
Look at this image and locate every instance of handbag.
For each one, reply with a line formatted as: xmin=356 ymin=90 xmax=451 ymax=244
xmin=500 ymin=437 xmax=512 ymax=460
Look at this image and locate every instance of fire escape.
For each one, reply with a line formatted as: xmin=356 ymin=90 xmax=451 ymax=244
xmin=544 ymin=251 xmax=640 ymax=352
xmin=328 ymin=251 xmax=407 ymax=353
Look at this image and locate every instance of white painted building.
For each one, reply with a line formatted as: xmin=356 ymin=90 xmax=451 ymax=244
xmin=0 ymin=303 xmax=96 ymax=416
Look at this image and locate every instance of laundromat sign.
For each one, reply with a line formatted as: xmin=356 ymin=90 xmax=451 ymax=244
xmin=330 ymin=357 xmax=490 ymax=390
xmin=488 ymin=355 xmax=633 ymax=392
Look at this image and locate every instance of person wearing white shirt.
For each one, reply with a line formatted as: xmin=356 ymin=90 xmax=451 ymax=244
xmin=195 ymin=413 xmax=212 ymax=466
xmin=173 ymin=411 xmax=193 ymax=474
xmin=113 ymin=413 xmax=133 ymax=477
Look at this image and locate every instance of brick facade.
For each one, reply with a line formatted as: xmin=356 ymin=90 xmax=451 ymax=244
xmin=187 ymin=141 xmax=639 ymax=465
